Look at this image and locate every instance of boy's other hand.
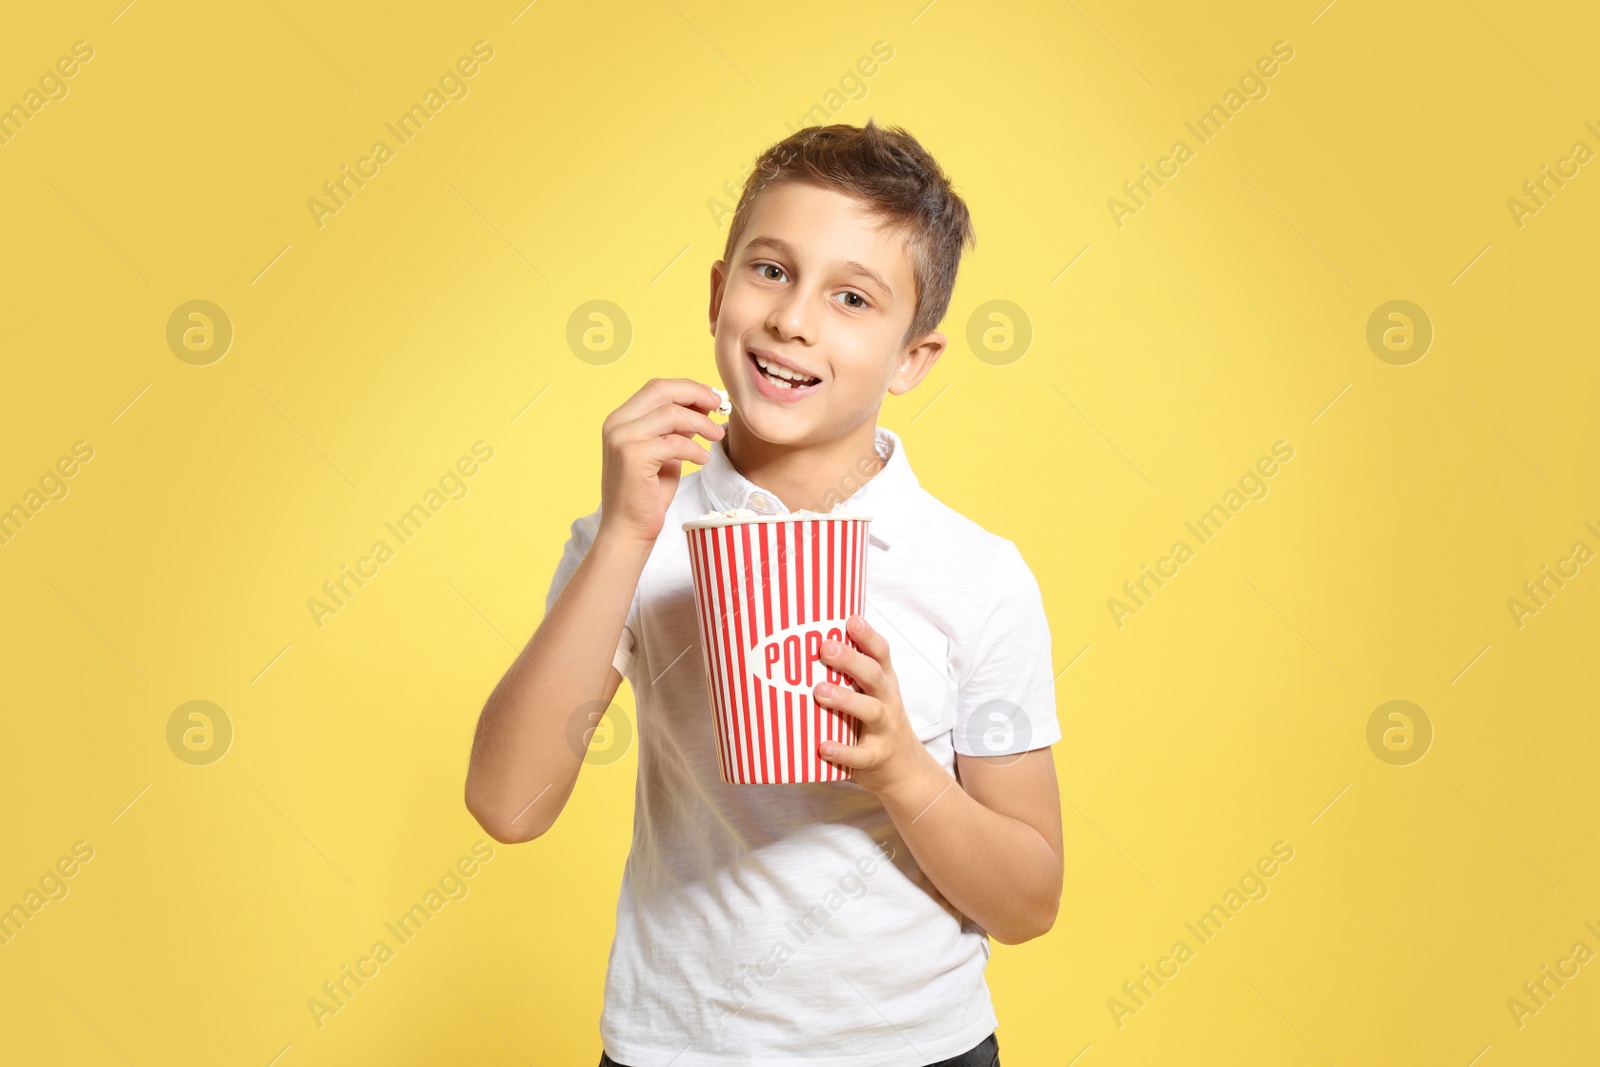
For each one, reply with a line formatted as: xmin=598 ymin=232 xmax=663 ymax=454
xmin=598 ymin=378 xmax=727 ymax=548
xmin=813 ymin=615 xmax=935 ymax=797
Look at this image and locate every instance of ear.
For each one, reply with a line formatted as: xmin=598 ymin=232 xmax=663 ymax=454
xmin=708 ymin=260 xmax=727 ymax=338
xmin=887 ymin=330 xmax=946 ymax=395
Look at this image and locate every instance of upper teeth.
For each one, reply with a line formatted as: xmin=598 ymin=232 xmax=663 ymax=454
xmin=754 ymin=354 xmax=817 ymax=384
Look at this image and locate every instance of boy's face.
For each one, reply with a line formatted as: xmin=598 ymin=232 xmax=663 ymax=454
xmin=708 ymin=181 xmax=946 ymax=446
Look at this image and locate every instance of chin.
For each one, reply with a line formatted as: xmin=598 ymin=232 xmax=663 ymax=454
xmin=732 ymin=407 xmax=813 ymax=446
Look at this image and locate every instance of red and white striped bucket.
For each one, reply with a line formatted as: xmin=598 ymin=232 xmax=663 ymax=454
xmin=683 ymin=514 xmax=872 ymax=784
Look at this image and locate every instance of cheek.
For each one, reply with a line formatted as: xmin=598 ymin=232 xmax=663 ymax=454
xmin=714 ymin=333 xmax=754 ymax=388
xmin=722 ymin=280 xmax=767 ymax=319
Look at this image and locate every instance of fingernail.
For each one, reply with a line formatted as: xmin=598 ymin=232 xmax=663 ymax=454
xmin=823 ymin=640 xmax=840 ymax=654
xmin=816 ymin=683 xmax=833 ymax=697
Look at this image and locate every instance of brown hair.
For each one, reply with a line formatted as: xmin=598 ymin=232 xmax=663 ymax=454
xmin=720 ymin=118 xmax=977 ymax=350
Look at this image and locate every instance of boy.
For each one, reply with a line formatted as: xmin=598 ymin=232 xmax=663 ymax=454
xmin=465 ymin=119 xmax=1062 ymax=1067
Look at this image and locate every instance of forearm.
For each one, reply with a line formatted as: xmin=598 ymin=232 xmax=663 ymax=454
xmin=465 ymin=531 xmax=649 ymax=842
xmin=877 ymin=748 xmax=1062 ymax=945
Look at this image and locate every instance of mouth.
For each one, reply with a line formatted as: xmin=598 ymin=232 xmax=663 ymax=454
xmin=746 ymin=347 xmax=824 ymax=401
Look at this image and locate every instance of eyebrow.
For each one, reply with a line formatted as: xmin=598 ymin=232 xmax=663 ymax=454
xmin=742 ymin=235 xmax=894 ymax=301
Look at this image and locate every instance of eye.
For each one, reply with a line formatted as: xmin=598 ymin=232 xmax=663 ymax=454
xmin=751 ymin=261 xmax=869 ymax=310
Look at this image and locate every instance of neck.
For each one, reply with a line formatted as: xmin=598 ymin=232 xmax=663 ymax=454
xmin=724 ymin=415 xmax=886 ymax=513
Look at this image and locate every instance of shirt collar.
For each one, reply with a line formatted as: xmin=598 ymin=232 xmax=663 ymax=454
xmin=698 ymin=425 xmax=919 ymax=549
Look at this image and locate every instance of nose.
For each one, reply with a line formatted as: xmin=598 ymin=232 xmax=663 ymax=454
xmin=766 ymin=281 xmax=818 ymax=344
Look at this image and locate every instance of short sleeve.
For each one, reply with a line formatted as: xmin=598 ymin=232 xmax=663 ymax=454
xmin=952 ymin=541 xmax=1062 ymax=756
xmin=545 ymin=505 xmax=638 ymax=680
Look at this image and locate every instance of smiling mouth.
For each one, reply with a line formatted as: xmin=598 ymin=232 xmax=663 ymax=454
xmin=748 ymin=350 xmax=822 ymax=390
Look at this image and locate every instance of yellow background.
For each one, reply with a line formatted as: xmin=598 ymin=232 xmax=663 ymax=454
xmin=2 ymin=0 xmax=1597 ymax=1063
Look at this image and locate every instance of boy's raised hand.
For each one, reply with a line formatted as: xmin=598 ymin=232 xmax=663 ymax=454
xmin=598 ymin=378 xmax=727 ymax=548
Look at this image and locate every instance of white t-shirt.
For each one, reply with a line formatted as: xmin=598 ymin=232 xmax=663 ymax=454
xmin=545 ymin=425 xmax=1061 ymax=1067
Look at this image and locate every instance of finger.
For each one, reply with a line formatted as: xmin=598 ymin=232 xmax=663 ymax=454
xmin=820 ymin=633 xmax=886 ymax=693
xmin=843 ymin=615 xmax=893 ymax=671
xmin=624 ymin=402 xmax=727 ymax=445
xmin=636 ymin=377 xmax=726 ymax=419
xmin=609 ymin=378 xmax=724 ymax=428
xmin=645 ymin=435 xmax=713 ymax=466
xmin=817 ymin=736 xmax=876 ymax=769
xmin=812 ymin=681 xmax=882 ymax=725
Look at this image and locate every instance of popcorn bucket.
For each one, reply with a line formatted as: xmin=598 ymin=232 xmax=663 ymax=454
xmin=683 ymin=513 xmax=873 ymax=784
